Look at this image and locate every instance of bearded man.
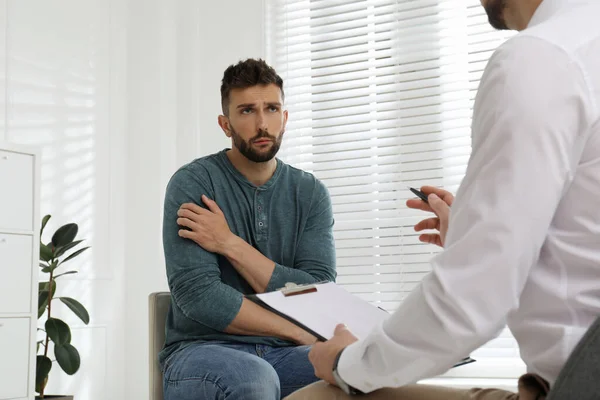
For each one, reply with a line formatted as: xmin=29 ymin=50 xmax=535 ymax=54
xmin=160 ymin=58 xmax=336 ymax=400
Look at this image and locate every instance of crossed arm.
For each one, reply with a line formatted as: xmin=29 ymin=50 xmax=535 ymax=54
xmin=163 ymin=169 xmax=336 ymax=344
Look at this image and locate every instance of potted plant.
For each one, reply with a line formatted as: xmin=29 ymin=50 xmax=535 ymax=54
xmin=36 ymin=215 xmax=91 ymax=399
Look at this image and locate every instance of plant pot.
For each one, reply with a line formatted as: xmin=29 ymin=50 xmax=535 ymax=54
xmin=35 ymin=396 xmax=74 ymax=400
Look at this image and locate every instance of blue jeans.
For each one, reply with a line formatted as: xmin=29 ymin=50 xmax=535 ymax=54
xmin=162 ymin=341 xmax=319 ymax=400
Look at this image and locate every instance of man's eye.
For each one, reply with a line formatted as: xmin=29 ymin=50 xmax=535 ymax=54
xmin=268 ymin=106 xmax=279 ymax=112
xmin=242 ymin=108 xmax=253 ymax=114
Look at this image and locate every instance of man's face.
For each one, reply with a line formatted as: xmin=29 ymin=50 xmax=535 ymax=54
xmin=481 ymin=0 xmax=509 ymax=30
xmin=225 ymin=84 xmax=287 ymax=163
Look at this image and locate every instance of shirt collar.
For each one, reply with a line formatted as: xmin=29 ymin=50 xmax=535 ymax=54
xmin=528 ymin=0 xmax=593 ymax=27
xmin=218 ymin=148 xmax=284 ymax=190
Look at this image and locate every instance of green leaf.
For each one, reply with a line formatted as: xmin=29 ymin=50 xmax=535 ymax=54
xmin=41 ymin=266 xmax=56 ymax=273
xmin=51 ymin=223 xmax=78 ymax=248
xmin=45 ymin=318 xmax=71 ymax=346
xmin=54 ymin=270 xmax=78 ymax=279
xmin=58 ymin=297 xmax=90 ymax=325
xmin=59 ymin=246 xmax=90 ymax=265
xmin=55 ymin=343 xmax=80 ymax=375
xmin=35 ymin=355 xmax=52 ymax=393
xmin=39 ymin=281 xmax=57 ymax=297
xmin=38 ymin=291 xmax=49 ymax=318
xmin=38 ymin=281 xmax=56 ymax=318
xmin=40 ymin=262 xmax=49 ymax=268
xmin=40 ymin=243 xmax=53 ymax=262
xmin=54 ymin=240 xmax=84 ymax=259
xmin=40 ymin=215 xmax=51 ymax=237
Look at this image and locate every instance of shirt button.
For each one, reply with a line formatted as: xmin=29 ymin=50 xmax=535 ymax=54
xmin=258 ymin=222 xmax=264 ymax=227
xmin=258 ymin=206 xmax=262 ymax=211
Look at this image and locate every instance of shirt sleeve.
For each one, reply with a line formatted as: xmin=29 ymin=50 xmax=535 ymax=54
xmin=163 ymin=167 xmax=243 ymax=331
xmin=338 ymin=35 xmax=593 ymax=393
xmin=266 ymin=179 xmax=337 ymax=291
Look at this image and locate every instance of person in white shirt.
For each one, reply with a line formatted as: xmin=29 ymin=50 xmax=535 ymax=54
xmin=286 ymin=0 xmax=600 ymax=399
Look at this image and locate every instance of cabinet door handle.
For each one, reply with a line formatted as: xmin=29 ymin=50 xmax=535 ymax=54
xmin=0 ymin=155 xmax=7 ymax=160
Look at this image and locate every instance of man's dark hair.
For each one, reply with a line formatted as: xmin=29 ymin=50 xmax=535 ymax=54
xmin=220 ymin=58 xmax=285 ymax=116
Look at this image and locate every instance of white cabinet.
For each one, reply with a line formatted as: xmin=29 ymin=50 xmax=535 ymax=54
xmin=0 ymin=150 xmax=34 ymax=232
xmin=0 ymin=143 xmax=40 ymax=400
xmin=0 ymin=318 xmax=31 ymax=400
xmin=0 ymin=234 xmax=33 ymax=314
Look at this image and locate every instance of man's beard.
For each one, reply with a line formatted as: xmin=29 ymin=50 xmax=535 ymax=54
xmin=484 ymin=0 xmax=509 ymax=30
xmin=230 ymin=126 xmax=284 ymax=163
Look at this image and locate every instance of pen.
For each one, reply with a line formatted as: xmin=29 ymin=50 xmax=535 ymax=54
xmin=409 ymin=187 xmax=429 ymax=204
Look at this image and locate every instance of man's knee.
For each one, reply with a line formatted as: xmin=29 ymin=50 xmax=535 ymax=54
xmin=164 ymin=346 xmax=280 ymax=400
xmin=225 ymin=355 xmax=281 ymax=399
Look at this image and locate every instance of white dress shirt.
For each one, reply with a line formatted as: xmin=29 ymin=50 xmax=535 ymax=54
xmin=339 ymin=0 xmax=600 ymax=393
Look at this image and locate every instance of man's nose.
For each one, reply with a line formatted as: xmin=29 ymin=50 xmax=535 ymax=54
xmin=256 ymin=110 xmax=268 ymax=131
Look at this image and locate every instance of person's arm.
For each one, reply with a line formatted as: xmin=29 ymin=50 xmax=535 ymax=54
xmin=164 ymin=168 xmax=316 ymax=344
xmin=406 ymin=186 xmax=455 ymax=247
xmin=235 ymin=179 xmax=336 ymax=293
xmin=178 ymin=179 xmax=336 ymax=293
xmin=335 ymin=36 xmax=593 ymax=392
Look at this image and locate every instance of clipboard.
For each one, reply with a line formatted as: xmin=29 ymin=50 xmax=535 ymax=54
xmin=247 ymin=281 xmax=476 ymax=368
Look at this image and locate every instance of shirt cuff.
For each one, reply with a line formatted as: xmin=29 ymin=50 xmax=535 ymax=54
xmin=265 ymin=263 xmax=287 ymax=292
xmin=336 ymin=322 xmax=438 ymax=393
xmin=337 ymin=339 xmax=375 ymax=393
xmin=265 ymin=262 xmax=320 ymax=292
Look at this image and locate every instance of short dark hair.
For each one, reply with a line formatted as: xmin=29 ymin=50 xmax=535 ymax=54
xmin=220 ymin=58 xmax=285 ymax=116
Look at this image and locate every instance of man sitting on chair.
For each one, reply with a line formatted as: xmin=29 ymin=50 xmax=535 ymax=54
xmin=159 ymin=58 xmax=336 ymax=400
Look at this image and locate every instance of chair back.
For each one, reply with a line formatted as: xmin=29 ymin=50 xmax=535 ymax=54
xmin=149 ymin=292 xmax=171 ymax=400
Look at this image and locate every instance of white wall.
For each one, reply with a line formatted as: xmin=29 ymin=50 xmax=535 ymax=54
xmin=0 ymin=0 xmax=127 ymax=399
xmin=124 ymin=0 xmax=265 ymax=399
xmin=0 ymin=0 xmax=264 ymax=398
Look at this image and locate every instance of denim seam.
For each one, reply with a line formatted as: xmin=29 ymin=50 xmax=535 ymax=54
xmin=165 ymin=375 xmax=227 ymax=395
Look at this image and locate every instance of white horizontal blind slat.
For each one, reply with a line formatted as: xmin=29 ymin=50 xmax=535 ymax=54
xmin=266 ymin=0 xmax=524 ymax=380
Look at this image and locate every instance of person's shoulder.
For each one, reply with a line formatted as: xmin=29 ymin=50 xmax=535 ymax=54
xmin=520 ymin=3 xmax=599 ymax=55
xmin=175 ymin=152 xmax=225 ymax=178
xmin=168 ymin=151 xmax=226 ymax=189
xmin=483 ymin=32 xmax=575 ymax=94
xmin=279 ymin=159 xmax=329 ymax=196
xmin=491 ymin=34 xmax=564 ymax=66
xmin=492 ymin=5 xmax=597 ymax=70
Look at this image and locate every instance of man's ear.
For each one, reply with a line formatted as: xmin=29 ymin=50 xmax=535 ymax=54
xmin=283 ymin=109 xmax=289 ymax=131
xmin=218 ymin=115 xmax=232 ymax=138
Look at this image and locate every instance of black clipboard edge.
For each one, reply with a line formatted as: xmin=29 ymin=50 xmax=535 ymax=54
xmin=246 ymin=294 xmax=476 ymax=369
xmin=246 ymin=294 xmax=328 ymax=342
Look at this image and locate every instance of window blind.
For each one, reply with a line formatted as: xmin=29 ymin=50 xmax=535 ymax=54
xmin=266 ymin=0 xmax=525 ymax=382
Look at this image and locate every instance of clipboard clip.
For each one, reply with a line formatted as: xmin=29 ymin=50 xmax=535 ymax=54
xmin=280 ymin=281 xmax=323 ymax=297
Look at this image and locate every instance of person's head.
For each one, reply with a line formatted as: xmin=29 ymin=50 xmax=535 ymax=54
xmin=480 ymin=0 xmax=543 ymax=31
xmin=218 ymin=58 xmax=287 ymax=163
xmin=481 ymin=0 xmax=510 ymax=30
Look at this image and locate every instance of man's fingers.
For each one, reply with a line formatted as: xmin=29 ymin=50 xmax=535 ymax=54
xmin=202 ymin=195 xmax=225 ymax=216
xmin=179 ymin=202 xmax=209 ymax=216
xmin=334 ymin=323 xmax=348 ymax=335
xmin=178 ymin=229 xmax=192 ymax=239
xmin=414 ymin=217 xmax=439 ymax=232
xmin=334 ymin=323 xmax=359 ymax=344
xmin=177 ymin=207 xmax=206 ymax=222
xmin=176 ymin=217 xmax=195 ymax=229
xmin=421 ymin=186 xmax=455 ymax=206
xmin=428 ymin=193 xmax=450 ymax=220
xmin=419 ymin=233 xmax=443 ymax=248
xmin=308 ymin=343 xmax=321 ymax=364
xmin=406 ymin=198 xmax=433 ymax=212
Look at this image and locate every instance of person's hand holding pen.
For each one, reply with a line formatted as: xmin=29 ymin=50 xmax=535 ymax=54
xmin=407 ymin=186 xmax=454 ymax=247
